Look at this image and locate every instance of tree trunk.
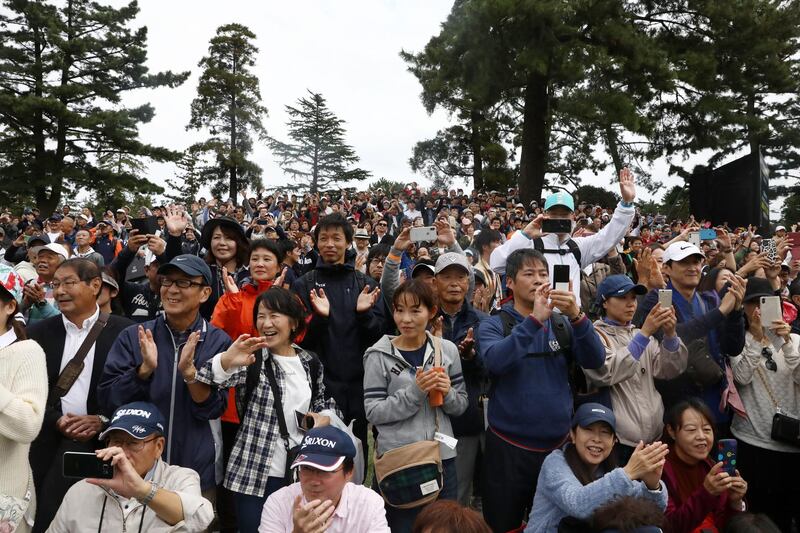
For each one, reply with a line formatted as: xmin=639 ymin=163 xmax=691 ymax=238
xmin=604 ymin=125 xmax=623 ymax=177
xmin=746 ymin=94 xmax=758 ymax=155
xmin=470 ymin=109 xmax=484 ymax=191
xmin=518 ymin=73 xmax=550 ymax=207
xmin=229 ymin=49 xmax=238 ymax=200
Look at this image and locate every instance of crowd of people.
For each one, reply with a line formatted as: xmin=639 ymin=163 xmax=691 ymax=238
xmin=1 ymin=170 xmax=799 ymax=533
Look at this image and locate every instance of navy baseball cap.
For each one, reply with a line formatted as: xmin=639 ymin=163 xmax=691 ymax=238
xmin=291 ymin=426 xmax=356 ymax=472
xmin=99 ymin=401 xmax=166 ymax=440
xmin=157 ymin=254 xmax=212 ymax=286
xmin=572 ymin=402 xmax=617 ymax=432
xmin=595 ymin=274 xmax=647 ymax=305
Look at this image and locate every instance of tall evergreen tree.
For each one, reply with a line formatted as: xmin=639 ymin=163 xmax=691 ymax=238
xmin=188 ymin=23 xmax=267 ymax=199
xmin=268 ymin=91 xmax=370 ymax=193
xmin=0 ymin=0 xmax=188 ymax=214
xmin=164 ymin=144 xmax=216 ymax=203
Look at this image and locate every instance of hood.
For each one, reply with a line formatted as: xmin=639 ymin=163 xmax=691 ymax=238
xmin=593 ymin=318 xmax=636 ymax=339
xmin=363 ymin=332 xmax=435 ymax=364
xmin=240 ymin=278 xmax=273 ymax=294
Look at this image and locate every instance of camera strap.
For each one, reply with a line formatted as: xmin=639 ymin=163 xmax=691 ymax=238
xmin=49 ymin=312 xmax=110 ymax=407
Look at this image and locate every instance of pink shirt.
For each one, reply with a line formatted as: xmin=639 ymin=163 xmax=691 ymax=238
xmin=259 ymin=482 xmax=390 ymax=533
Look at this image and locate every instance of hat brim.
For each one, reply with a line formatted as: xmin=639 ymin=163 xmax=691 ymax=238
xmin=291 ymin=453 xmax=345 ymax=472
xmin=435 ymin=263 xmax=470 ymax=276
xmin=157 ymin=263 xmax=209 ymax=285
xmin=573 ymin=414 xmax=616 ymax=432
xmin=411 ymin=264 xmax=436 ymax=278
xmin=199 ymin=217 xmax=246 ymax=249
xmin=743 ymin=291 xmax=775 ymax=304
xmin=98 ymin=426 xmax=161 ymax=441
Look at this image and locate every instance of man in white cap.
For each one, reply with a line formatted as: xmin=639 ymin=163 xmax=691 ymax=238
xmin=22 ymin=242 xmax=69 ymax=323
xmin=490 ymin=168 xmax=638 ymax=307
xmin=634 ymin=241 xmax=746 ymax=424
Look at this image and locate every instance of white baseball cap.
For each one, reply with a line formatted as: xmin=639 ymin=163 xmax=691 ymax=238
xmin=663 ymin=242 xmax=705 ymax=263
xmin=33 ymin=242 xmax=69 ymax=260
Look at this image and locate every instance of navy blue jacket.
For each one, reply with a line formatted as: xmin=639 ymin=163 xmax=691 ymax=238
xmin=97 ymin=314 xmax=231 ymax=490
xmin=439 ymin=301 xmax=487 ymax=437
xmin=476 ymin=303 xmax=606 ymax=450
xmin=292 ymin=251 xmax=383 ymax=420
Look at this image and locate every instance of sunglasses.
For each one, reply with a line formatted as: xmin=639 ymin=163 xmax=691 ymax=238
xmin=762 ymin=347 xmax=778 ymax=372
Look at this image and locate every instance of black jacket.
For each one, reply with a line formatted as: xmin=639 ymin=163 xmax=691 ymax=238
xmin=27 ymin=313 xmax=134 ymax=484
xmin=291 ymin=250 xmax=383 ymax=420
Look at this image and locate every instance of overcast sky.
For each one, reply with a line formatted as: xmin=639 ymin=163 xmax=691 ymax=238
xmin=113 ymin=0 xmax=783 ymax=215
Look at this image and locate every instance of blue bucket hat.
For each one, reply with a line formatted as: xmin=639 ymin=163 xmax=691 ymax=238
xmin=595 ymin=274 xmax=647 ymax=305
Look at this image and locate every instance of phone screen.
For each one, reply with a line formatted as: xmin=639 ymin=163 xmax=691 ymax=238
xmin=553 ymin=264 xmax=570 ymax=291
xmin=541 ymin=219 xmax=572 ymax=235
xmin=716 ymin=439 xmax=738 ymax=476
xmin=63 ymin=452 xmax=113 ymax=479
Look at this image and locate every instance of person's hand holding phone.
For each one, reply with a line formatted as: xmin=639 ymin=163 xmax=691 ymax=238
xmin=703 ymin=462 xmax=734 ymax=496
xmin=126 ymin=229 xmax=148 ymax=253
xmin=640 ymin=304 xmax=673 ymax=338
xmin=393 ymin=227 xmax=412 ymax=252
xmin=434 ymin=217 xmax=455 ymax=247
xmin=522 ymin=214 xmax=544 ymax=240
xmin=548 ymin=282 xmax=580 ymax=321
xmin=726 ymin=471 xmax=748 ymax=510
xmin=86 ymin=446 xmax=149 ymax=499
xmin=531 ymin=283 xmax=553 ymax=324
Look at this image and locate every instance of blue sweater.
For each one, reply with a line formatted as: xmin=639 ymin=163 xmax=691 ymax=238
xmin=476 ymin=303 xmax=606 ymax=449
xmin=525 ymin=449 xmax=667 ymax=533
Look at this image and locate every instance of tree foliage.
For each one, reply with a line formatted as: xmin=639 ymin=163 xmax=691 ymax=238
xmin=188 ymin=23 xmax=267 ymax=199
xmin=0 ymin=0 xmax=187 ymax=214
xmin=268 ymin=91 xmax=369 ymax=193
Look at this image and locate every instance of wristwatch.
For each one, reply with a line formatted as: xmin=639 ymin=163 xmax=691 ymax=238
xmin=97 ymin=415 xmax=109 ymax=427
xmin=137 ymin=481 xmax=159 ymax=506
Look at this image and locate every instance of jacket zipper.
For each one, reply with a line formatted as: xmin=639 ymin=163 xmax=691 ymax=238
xmin=166 ymin=327 xmax=179 ymax=464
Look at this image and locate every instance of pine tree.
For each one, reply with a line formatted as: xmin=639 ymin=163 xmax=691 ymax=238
xmin=164 ymin=144 xmax=214 ymax=203
xmin=268 ymin=91 xmax=370 ymax=193
xmin=0 ymin=0 xmax=188 ymax=214
xmin=188 ymin=23 xmax=267 ymax=200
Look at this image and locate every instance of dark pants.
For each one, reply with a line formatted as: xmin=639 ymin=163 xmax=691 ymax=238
xmin=32 ymin=438 xmax=94 ymax=533
xmin=482 ymin=429 xmax=549 ymax=533
xmin=234 ymin=477 xmax=287 ymax=533
xmin=374 ymin=458 xmax=457 ymax=533
xmin=736 ymin=439 xmax=800 ymax=533
xmin=217 ymin=420 xmax=239 ymax=532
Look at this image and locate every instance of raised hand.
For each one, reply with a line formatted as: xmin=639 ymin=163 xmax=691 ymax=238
xmin=274 ymin=267 xmax=288 ymax=289
xmin=641 ymin=304 xmax=673 ymax=337
xmin=309 ymin=288 xmax=330 ymax=317
xmin=548 ymin=282 xmax=581 ymax=320
xmin=164 ymin=204 xmax=189 ymax=237
xmin=393 ymin=227 xmax=412 ymax=252
xmin=178 ymin=331 xmax=200 ymax=382
xmin=472 ymin=286 xmax=490 ymax=312
xmin=146 ymin=234 xmax=166 ymax=256
xmin=522 ymin=214 xmax=545 ymax=240
xmin=356 ymin=286 xmax=381 ymax=313
xmin=703 ymin=462 xmax=734 ymax=496
xmin=137 ymin=326 xmax=158 ymax=379
xmin=727 ymin=470 xmax=748 ymax=509
xmin=221 ymin=266 xmax=239 ymax=294
xmin=531 ymin=283 xmax=553 ymax=323
xmin=430 ymin=316 xmax=444 ymax=338
xmin=768 ymin=320 xmax=792 ymax=341
xmin=624 ymin=441 xmax=669 ymax=485
xmin=86 ymin=446 xmax=149 ymax=499
xmin=126 ymin=229 xmax=148 ymax=253
xmin=434 ymin=217 xmax=455 ymax=247
xmin=619 ymin=167 xmax=636 ymax=203
xmin=292 ymin=497 xmax=334 ymax=533
xmin=220 ymin=334 xmax=269 ymax=371
xmin=458 ymin=327 xmax=475 ymax=359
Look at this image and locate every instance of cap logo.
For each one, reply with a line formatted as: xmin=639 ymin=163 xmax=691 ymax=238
xmin=678 ymin=244 xmax=692 ymax=250
xmin=131 ymin=425 xmax=147 ymax=434
xmin=113 ymin=408 xmax=152 ymax=421
xmin=302 ymin=436 xmax=337 ymax=449
xmin=591 ymin=408 xmax=606 ymax=414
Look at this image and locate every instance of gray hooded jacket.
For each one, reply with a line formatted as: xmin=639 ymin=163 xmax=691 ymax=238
xmin=363 ymin=332 xmax=468 ymax=460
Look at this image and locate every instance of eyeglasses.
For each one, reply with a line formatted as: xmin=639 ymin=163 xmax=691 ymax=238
xmin=370 ymin=257 xmax=386 ymax=265
xmin=159 ymin=277 xmax=207 ymax=289
xmin=762 ymin=347 xmax=778 ymax=372
xmin=51 ymin=279 xmax=83 ymax=290
xmin=107 ymin=435 xmax=159 ymax=452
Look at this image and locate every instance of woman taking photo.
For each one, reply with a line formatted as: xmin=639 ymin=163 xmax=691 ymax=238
xmin=364 ymin=279 xmax=468 ymax=532
xmin=662 ymin=399 xmax=747 ymax=533
xmin=0 ymin=266 xmax=47 ymax=533
xmin=194 ymin=287 xmax=342 ymax=532
xmin=525 ymin=403 xmax=668 ymax=533
xmin=729 ymin=276 xmax=799 ymax=531
xmin=199 ymin=216 xmax=250 ymax=320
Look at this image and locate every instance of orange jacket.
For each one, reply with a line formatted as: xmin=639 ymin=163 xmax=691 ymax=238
xmin=211 ymin=279 xmax=273 ymax=423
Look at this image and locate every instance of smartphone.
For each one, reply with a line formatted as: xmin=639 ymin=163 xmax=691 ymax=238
xmin=409 ymin=226 xmax=437 ymax=242
xmin=688 ymin=231 xmax=701 ymax=247
xmin=553 ymin=264 xmax=570 ymax=291
xmin=541 ymin=218 xmax=572 ymax=235
xmin=760 ymin=295 xmax=782 ymax=325
xmin=699 ymin=228 xmax=717 ymax=241
xmin=658 ymin=289 xmax=672 ymax=308
xmin=130 ymin=216 xmax=159 ymax=235
xmin=716 ymin=439 xmax=738 ymax=476
xmin=763 ymin=239 xmax=778 ymax=262
xmin=63 ymin=452 xmax=113 ymax=479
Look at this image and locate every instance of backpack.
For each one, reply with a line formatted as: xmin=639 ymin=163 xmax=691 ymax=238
xmin=497 ymin=309 xmax=610 ymax=408
xmin=238 ymin=349 xmax=322 ymax=420
xmin=532 ymin=237 xmax=582 ymax=265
